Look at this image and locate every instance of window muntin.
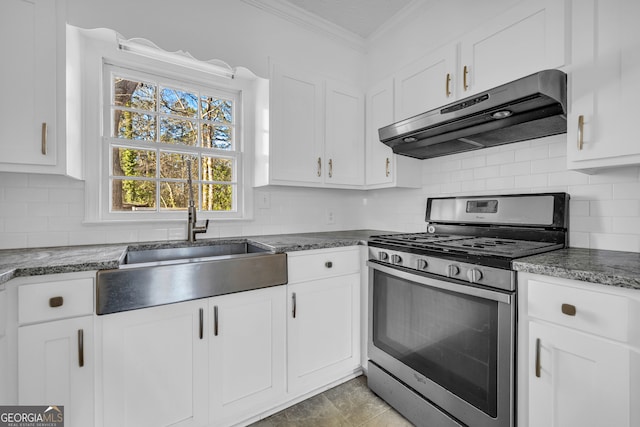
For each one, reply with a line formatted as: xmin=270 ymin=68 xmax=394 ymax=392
xmin=105 ymin=66 xmax=241 ymax=214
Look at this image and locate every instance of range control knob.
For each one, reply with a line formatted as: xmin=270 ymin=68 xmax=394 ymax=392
xmin=391 ymin=254 xmax=403 ymax=265
xmin=378 ymin=251 xmax=389 ymax=261
xmin=447 ymin=264 xmax=460 ymax=277
xmin=417 ymin=259 xmax=428 ymax=270
xmin=467 ymin=269 xmax=483 ymax=283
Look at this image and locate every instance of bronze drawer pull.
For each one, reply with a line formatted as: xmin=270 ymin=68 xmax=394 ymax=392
xmin=561 ymin=303 xmax=576 ymax=316
xmin=78 ymin=329 xmax=84 ymax=367
xmin=199 ymin=308 xmax=204 ymax=339
xmin=213 ymin=305 xmax=219 ymax=336
xmin=535 ymin=338 xmax=541 ymax=378
xmin=49 ymin=296 xmax=64 ymax=308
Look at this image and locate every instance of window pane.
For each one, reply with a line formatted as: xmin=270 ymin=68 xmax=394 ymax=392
xmin=201 ymin=96 xmax=232 ymax=123
xmin=112 ymin=179 xmax=156 ymax=211
xmin=113 ymin=78 xmax=156 ymax=110
xmin=112 ymin=147 xmax=156 ymax=177
xmin=113 ymin=110 xmax=156 ymax=141
xmin=202 ymin=184 xmax=233 ymax=211
xmin=160 ymin=87 xmax=198 ymax=118
xmin=160 ymin=181 xmax=193 ymax=210
xmin=159 ymin=152 xmax=197 ymax=180
xmin=201 ymin=157 xmax=233 ymax=182
xmin=159 ymin=117 xmax=197 ymax=145
xmin=202 ymin=124 xmax=232 ymax=150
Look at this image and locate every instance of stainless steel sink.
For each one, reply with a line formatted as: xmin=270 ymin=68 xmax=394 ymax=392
xmin=96 ymin=242 xmax=287 ymax=315
xmin=123 ymin=242 xmax=268 ymax=266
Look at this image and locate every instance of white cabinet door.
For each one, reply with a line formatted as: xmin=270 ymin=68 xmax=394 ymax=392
xmin=366 ymin=78 xmax=395 ymax=186
xmin=0 ymin=0 xmax=58 ymax=169
xmin=394 ymin=44 xmax=457 ymax=122
xmin=528 ymin=321 xmax=630 ymax=427
xmin=567 ymin=0 xmax=640 ymax=170
xmin=18 ymin=316 xmax=93 ymax=427
xmin=365 ymin=79 xmax=423 ymax=189
xmin=209 ymin=286 xmax=286 ymax=427
xmin=270 ymin=63 xmax=324 ymax=185
xmin=287 ymin=273 xmax=360 ymax=393
xmin=102 ymin=300 xmax=208 ymax=427
xmin=325 ymin=81 xmax=365 ymax=186
xmin=459 ymin=0 xmax=565 ymax=96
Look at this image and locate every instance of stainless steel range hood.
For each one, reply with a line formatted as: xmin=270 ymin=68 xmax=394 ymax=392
xmin=379 ymin=69 xmax=567 ymax=159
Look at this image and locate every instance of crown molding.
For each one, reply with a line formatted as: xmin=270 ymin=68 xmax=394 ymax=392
xmin=367 ymin=0 xmax=431 ymax=44
xmin=241 ymin=0 xmax=366 ymax=52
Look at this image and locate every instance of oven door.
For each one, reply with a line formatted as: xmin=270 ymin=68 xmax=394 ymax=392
xmin=368 ymin=262 xmax=514 ymax=427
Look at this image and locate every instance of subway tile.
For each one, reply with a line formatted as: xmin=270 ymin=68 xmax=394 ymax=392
xmin=569 ymin=200 xmax=590 ymax=216
xmin=514 ymin=145 xmax=549 ymax=162
xmin=589 ymin=233 xmax=640 ymax=253
xmin=570 ymin=216 xmax=612 ymax=233
xmin=68 ymin=230 xmax=109 ymax=246
xmin=547 ymin=171 xmax=589 ymax=186
xmin=27 ymin=202 xmax=68 ymax=218
xmin=588 ymin=166 xmax=639 ymax=184
xmin=514 ymin=174 xmax=547 ymax=189
xmin=0 ymin=173 xmax=29 ymax=188
xmin=530 ymin=156 xmax=566 ymax=174
xmin=568 ymin=183 xmax=613 ymax=200
xmin=486 ymin=150 xmax=515 ymax=166
xmin=4 ymin=218 xmax=48 ymax=233
xmin=27 ymin=232 xmax=69 ymax=248
xmin=5 ymin=188 xmax=49 ymax=203
xmin=548 ymin=140 xmax=566 ymax=158
xmin=473 ymin=166 xmax=500 ymax=179
xmin=0 ymin=233 xmax=27 ymax=250
xmin=486 ymin=176 xmax=515 ymax=191
xmin=462 ymin=155 xmax=486 ymax=169
xmin=613 ymin=182 xmax=640 ymax=199
xmin=590 ymin=200 xmax=639 ymax=217
xmin=48 ymin=188 xmax=85 ymax=203
xmin=569 ymin=231 xmax=590 ymax=249
xmin=500 ymin=161 xmax=531 ymax=177
xmin=460 ymin=179 xmax=486 ymax=193
xmin=612 ymin=217 xmax=640 ymax=234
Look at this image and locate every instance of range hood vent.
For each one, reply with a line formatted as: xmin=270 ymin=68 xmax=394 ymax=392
xmin=379 ymin=70 xmax=567 ymax=160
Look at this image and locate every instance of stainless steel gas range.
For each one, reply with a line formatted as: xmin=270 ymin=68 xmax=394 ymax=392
xmin=367 ymin=193 xmax=569 ymax=427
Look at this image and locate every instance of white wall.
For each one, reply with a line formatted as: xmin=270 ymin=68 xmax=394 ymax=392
xmin=1 ymin=0 xmax=640 ymax=252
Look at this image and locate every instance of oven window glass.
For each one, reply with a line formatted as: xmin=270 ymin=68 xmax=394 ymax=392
xmin=372 ymin=270 xmax=498 ymax=417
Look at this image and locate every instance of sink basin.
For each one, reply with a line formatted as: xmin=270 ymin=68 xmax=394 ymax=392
xmin=123 ymin=242 xmax=268 ymax=266
xmin=96 ymin=242 xmax=287 ymax=315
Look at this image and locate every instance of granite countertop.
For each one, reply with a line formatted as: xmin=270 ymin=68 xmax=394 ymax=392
xmin=0 ymin=229 xmax=390 ymax=285
xmin=513 ymin=247 xmax=640 ymax=290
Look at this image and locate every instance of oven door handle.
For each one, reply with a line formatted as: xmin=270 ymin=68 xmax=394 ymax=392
xmin=368 ymin=261 xmax=512 ymax=304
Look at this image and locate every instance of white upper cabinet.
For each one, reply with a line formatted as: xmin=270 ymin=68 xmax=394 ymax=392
xmin=364 ymin=78 xmax=422 ymax=188
xmin=268 ymin=63 xmax=324 ymax=186
xmin=325 ymin=81 xmax=365 ymax=186
xmin=0 ymin=0 xmax=80 ymax=178
xmin=567 ymin=0 xmax=640 ymax=171
xmin=258 ymin=62 xmax=365 ymax=188
xmin=394 ymin=44 xmax=458 ymax=122
xmin=459 ymin=0 xmax=565 ymax=96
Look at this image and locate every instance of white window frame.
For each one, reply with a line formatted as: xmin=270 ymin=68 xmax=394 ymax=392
xmin=73 ymin=27 xmax=262 ymax=224
xmin=102 ymin=63 xmax=242 ymax=220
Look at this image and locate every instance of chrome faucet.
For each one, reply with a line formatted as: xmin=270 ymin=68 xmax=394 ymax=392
xmin=186 ymin=159 xmax=209 ymax=242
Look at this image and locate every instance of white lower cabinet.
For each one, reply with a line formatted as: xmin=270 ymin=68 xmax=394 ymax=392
xmin=101 ymin=300 xmax=208 ymax=427
xmin=101 ymin=285 xmax=286 ymax=427
xmin=286 ymin=247 xmax=361 ymax=394
xmin=16 ymin=273 xmax=95 ymax=427
xmin=518 ymin=272 xmax=640 ymax=427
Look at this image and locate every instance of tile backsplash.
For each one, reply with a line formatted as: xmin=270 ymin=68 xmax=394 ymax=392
xmin=365 ymin=135 xmax=640 ymax=253
xmin=1 ymin=133 xmax=639 ymax=252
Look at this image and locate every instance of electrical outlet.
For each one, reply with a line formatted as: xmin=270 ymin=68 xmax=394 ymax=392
xmin=258 ymin=192 xmax=270 ymax=209
xmin=326 ymin=209 xmax=335 ymax=224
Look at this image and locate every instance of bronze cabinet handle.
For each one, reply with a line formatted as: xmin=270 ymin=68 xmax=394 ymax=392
xmin=328 ymin=159 xmax=333 ymax=178
xmin=535 ymin=338 xmax=541 ymax=378
xmin=41 ymin=122 xmax=47 ymax=155
xmin=463 ymin=65 xmax=470 ymax=91
xmin=78 ymin=329 xmax=84 ymax=367
xmin=445 ymin=73 xmax=452 ymax=97
xmin=317 ymin=157 xmax=322 ymax=177
xmin=213 ymin=305 xmax=219 ymax=336
xmin=199 ymin=308 xmax=204 ymax=339
xmin=577 ymin=115 xmax=585 ymax=150
xmin=49 ymin=296 xmax=64 ymax=308
xmin=385 ymin=157 xmax=390 ymax=177
xmin=292 ymin=292 xmax=297 ymax=319
xmin=561 ymin=303 xmax=577 ymax=316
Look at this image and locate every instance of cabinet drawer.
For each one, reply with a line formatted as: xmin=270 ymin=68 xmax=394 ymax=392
xmin=528 ymin=280 xmax=629 ymax=342
xmin=19 ymin=278 xmax=94 ymax=324
xmin=288 ymin=247 xmax=360 ymax=283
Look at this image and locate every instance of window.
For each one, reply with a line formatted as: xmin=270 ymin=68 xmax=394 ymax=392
xmin=103 ymin=64 xmax=242 ymax=217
